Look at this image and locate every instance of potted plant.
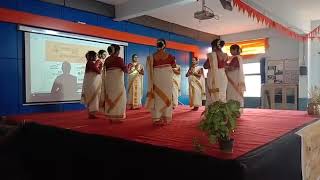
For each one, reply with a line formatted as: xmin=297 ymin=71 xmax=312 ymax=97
xmin=199 ymin=100 xmax=240 ymax=153
xmin=308 ymin=86 xmax=320 ymax=115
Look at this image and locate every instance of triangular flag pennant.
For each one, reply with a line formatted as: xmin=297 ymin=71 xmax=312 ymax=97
xmin=232 ymin=0 xmax=309 ymax=41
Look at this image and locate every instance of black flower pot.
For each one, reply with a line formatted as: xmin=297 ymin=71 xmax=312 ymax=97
xmin=218 ymin=138 xmax=234 ymax=153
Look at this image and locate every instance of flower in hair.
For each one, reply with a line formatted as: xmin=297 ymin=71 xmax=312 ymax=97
xmin=217 ymin=39 xmax=222 ymax=48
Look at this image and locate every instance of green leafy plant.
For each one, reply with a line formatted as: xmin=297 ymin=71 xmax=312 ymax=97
xmin=199 ymin=100 xmax=240 ymax=144
xmin=308 ymin=86 xmax=320 ymax=115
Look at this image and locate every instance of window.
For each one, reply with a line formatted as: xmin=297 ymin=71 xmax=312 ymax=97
xmin=203 ymin=69 xmax=208 ymax=78
xmin=243 ymin=62 xmax=261 ymax=97
xmin=222 ymin=38 xmax=268 ymax=57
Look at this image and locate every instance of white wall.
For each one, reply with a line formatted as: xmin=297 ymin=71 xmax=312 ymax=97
xmin=221 ymin=28 xmax=303 ymax=98
xmin=221 ymin=28 xmax=300 ymax=62
xmin=247 ymin=0 xmax=312 ymax=33
xmin=308 ymin=20 xmax=320 ymax=93
xmin=298 ymin=40 xmax=309 ymax=98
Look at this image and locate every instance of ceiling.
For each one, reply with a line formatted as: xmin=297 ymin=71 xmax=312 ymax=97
xmin=257 ymin=0 xmax=320 ymax=21
xmin=97 ymin=0 xmax=320 ymax=35
xmin=249 ymin=0 xmax=320 ymax=33
xmin=97 ymin=0 xmax=129 ymax=5
xmin=148 ymin=0 xmax=265 ymax=35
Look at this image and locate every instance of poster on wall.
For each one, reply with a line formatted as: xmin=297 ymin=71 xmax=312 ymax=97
xmin=266 ymin=59 xmax=298 ymax=84
xmin=284 ymin=59 xmax=299 ymax=84
xmin=267 ymin=60 xmax=284 ymax=84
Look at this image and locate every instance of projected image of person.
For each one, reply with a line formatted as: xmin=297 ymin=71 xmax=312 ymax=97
xmin=81 ymin=51 xmax=103 ymax=119
xmin=51 ymin=61 xmax=78 ymax=101
xmin=101 ymin=44 xmax=127 ymax=122
xmin=145 ymin=39 xmax=176 ymax=126
xmin=127 ymin=54 xmax=144 ymax=110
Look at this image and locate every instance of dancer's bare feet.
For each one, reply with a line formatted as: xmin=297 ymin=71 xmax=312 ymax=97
xmin=153 ymin=120 xmax=165 ymax=126
xmin=109 ymin=119 xmax=124 ymax=123
xmin=192 ymin=107 xmax=199 ymax=111
xmin=88 ymin=113 xmax=97 ymax=119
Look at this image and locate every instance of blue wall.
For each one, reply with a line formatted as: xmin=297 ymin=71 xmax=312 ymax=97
xmin=0 ymin=0 xmax=210 ymax=115
xmin=298 ymin=98 xmax=308 ymax=111
xmin=244 ymin=97 xmax=261 ymax=108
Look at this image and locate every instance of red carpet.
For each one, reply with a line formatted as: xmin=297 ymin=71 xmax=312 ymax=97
xmin=8 ymin=106 xmax=316 ymax=159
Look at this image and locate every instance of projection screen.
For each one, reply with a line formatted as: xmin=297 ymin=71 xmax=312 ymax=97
xmin=20 ymin=26 xmax=127 ymax=104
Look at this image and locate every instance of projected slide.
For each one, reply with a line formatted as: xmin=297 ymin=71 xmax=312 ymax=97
xmin=25 ymin=32 xmax=125 ymax=103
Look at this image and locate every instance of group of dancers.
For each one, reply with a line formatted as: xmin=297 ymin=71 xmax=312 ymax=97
xmin=81 ymin=38 xmax=245 ymax=125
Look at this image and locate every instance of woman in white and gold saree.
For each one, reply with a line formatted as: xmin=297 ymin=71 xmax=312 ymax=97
xmin=81 ymin=51 xmax=103 ymax=119
xmin=145 ymin=39 xmax=176 ymax=125
xmin=226 ymin=44 xmax=246 ymax=113
xmin=127 ymin=54 xmax=144 ymax=110
xmin=204 ymin=39 xmax=228 ymax=106
xmin=101 ymin=44 xmax=127 ymax=122
xmin=186 ymin=57 xmax=205 ymax=111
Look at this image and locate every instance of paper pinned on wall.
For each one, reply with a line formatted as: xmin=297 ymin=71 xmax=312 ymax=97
xmin=266 ymin=59 xmax=298 ymax=84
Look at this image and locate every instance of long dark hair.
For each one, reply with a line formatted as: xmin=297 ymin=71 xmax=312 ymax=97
xmin=98 ymin=50 xmax=106 ymax=58
xmin=230 ymin=44 xmax=241 ymax=55
xmin=132 ymin=54 xmax=137 ymax=60
xmin=85 ymin=51 xmax=97 ymax=61
xmin=111 ymin=44 xmax=120 ymax=53
xmin=156 ymin=39 xmax=166 ymax=49
xmin=192 ymin=57 xmax=199 ymax=61
xmin=211 ymin=39 xmax=225 ymax=50
xmin=107 ymin=46 xmax=114 ymax=55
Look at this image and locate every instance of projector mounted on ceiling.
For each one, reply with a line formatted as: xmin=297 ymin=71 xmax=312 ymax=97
xmin=220 ymin=0 xmax=233 ymax=11
xmin=194 ymin=0 xmax=219 ymax=20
